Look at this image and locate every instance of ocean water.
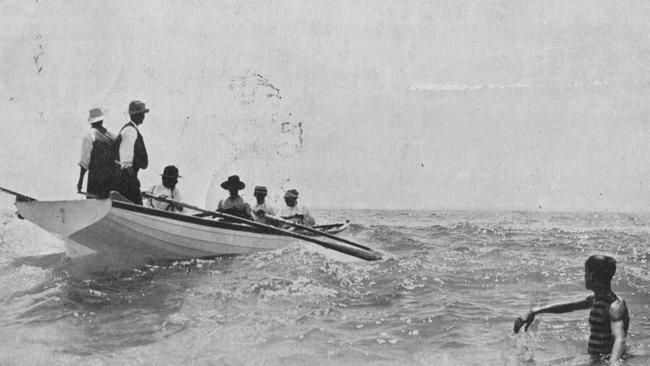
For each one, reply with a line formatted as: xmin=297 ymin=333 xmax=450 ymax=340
xmin=1 ymin=208 xmax=649 ymax=365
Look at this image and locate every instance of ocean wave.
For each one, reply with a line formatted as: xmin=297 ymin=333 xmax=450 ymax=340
xmin=1 ymin=208 xmax=649 ymax=364
xmin=1 ymin=215 xmax=65 ymax=260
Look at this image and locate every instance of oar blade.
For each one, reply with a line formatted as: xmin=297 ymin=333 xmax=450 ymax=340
xmin=266 ymin=214 xmax=375 ymax=253
xmin=0 ymin=186 xmax=37 ymax=202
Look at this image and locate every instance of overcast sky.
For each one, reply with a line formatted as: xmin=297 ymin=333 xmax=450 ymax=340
xmin=2 ymin=1 xmax=650 ymax=211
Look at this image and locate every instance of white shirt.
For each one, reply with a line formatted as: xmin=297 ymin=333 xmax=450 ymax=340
xmin=79 ymin=128 xmax=115 ymax=170
xmin=119 ymin=122 xmax=139 ymax=169
xmin=252 ymin=202 xmax=276 ymax=216
xmin=278 ymin=204 xmax=315 ymax=226
xmin=252 ymin=201 xmax=276 ymax=223
xmin=278 ymin=204 xmax=310 ymax=217
xmin=146 ymin=184 xmax=183 ymax=212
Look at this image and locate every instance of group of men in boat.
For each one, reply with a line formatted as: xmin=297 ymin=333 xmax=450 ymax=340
xmin=77 ymin=102 xmax=315 ymax=226
xmin=213 ymin=175 xmax=315 ymax=226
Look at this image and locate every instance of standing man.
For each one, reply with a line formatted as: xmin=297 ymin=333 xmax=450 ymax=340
xmin=145 ymin=165 xmax=183 ymax=212
xmin=278 ymin=189 xmax=316 ymax=226
xmin=251 ymin=185 xmax=276 ymax=224
xmin=77 ymin=108 xmax=118 ymax=198
xmin=117 ymin=100 xmax=149 ymax=205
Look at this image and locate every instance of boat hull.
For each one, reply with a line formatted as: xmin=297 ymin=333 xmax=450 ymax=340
xmin=15 ymin=198 xmax=326 ymax=265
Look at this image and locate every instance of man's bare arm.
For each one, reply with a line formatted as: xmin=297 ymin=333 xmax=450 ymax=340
xmin=514 ymin=297 xmax=592 ymax=333
xmin=610 ymin=319 xmax=626 ymax=362
xmin=609 ymin=299 xmax=627 ymax=362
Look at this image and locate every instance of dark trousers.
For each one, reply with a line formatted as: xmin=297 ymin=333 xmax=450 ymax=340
xmin=117 ymin=169 xmax=142 ymax=205
xmin=87 ymin=166 xmax=118 ymax=199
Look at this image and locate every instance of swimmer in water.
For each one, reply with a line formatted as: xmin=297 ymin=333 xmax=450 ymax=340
xmin=514 ymin=255 xmax=630 ymax=362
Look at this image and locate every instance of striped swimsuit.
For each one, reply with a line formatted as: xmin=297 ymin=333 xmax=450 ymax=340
xmin=587 ymin=293 xmax=629 ymax=355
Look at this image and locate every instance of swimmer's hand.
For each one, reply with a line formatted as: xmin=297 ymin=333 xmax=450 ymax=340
xmin=514 ymin=311 xmax=535 ymax=333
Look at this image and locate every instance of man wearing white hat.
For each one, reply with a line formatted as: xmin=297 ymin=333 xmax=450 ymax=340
xmin=116 ymin=100 xmax=150 ymax=205
xmin=77 ymin=108 xmax=118 ymax=198
xmin=278 ymin=189 xmax=315 ymax=226
xmin=251 ymin=185 xmax=276 ymax=224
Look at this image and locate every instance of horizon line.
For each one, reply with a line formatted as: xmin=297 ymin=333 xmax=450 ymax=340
xmin=310 ymin=205 xmax=650 ymax=214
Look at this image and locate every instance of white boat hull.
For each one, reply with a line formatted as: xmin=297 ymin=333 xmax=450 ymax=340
xmin=15 ymin=198 xmax=333 ymax=266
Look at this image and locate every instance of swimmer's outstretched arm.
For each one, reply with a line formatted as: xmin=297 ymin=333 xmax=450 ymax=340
xmin=514 ymin=297 xmax=592 ymax=333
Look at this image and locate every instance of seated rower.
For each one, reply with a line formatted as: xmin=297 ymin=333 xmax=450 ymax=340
xmin=278 ymin=189 xmax=315 ymax=227
xmin=217 ymin=175 xmax=255 ymax=221
xmin=144 ymin=165 xmax=183 ymax=212
xmin=252 ymin=185 xmax=276 ymax=225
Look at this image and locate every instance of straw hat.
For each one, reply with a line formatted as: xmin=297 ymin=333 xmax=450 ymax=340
xmin=87 ymin=108 xmax=105 ymax=124
xmin=284 ymin=189 xmax=299 ymax=198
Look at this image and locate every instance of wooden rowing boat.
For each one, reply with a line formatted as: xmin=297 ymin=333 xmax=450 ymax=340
xmin=13 ymin=196 xmax=352 ymax=266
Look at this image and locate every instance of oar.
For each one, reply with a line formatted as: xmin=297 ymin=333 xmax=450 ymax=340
xmin=0 ymin=186 xmax=37 ymax=202
xmin=77 ymin=191 xmax=98 ymax=198
xmin=265 ymin=214 xmax=374 ymax=253
xmin=142 ymin=192 xmax=382 ymax=261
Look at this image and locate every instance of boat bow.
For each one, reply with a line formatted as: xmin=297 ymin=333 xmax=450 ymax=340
xmin=16 ymin=199 xmax=112 ymax=238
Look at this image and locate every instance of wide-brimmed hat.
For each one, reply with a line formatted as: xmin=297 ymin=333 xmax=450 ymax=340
xmin=161 ymin=165 xmax=181 ymax=178
xmin=254 ymin=186 xmax=268 ymax=194
xmin=221 ymin=175 xmax=245 ymax=190
xmin=87 ymin=108 xmax=105 ymax=124
xmin=128 ymin=100 xmax=150 ymax=115
xmin=284 ymin=189 xmax=299 ymax=198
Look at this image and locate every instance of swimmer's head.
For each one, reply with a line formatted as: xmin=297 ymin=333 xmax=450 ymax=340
xmin=584 ymin=255 xmax=616 ymax=289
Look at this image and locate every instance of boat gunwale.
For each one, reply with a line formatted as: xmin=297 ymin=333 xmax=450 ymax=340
xmin=111 ymin=200 xmax=287 ymax=236
xmin=111 ymin=200 xmax=349 ymax=238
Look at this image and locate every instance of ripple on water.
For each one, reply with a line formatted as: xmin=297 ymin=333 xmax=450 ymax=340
xmin=1 ymin=209 xmax=650 ymax=365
